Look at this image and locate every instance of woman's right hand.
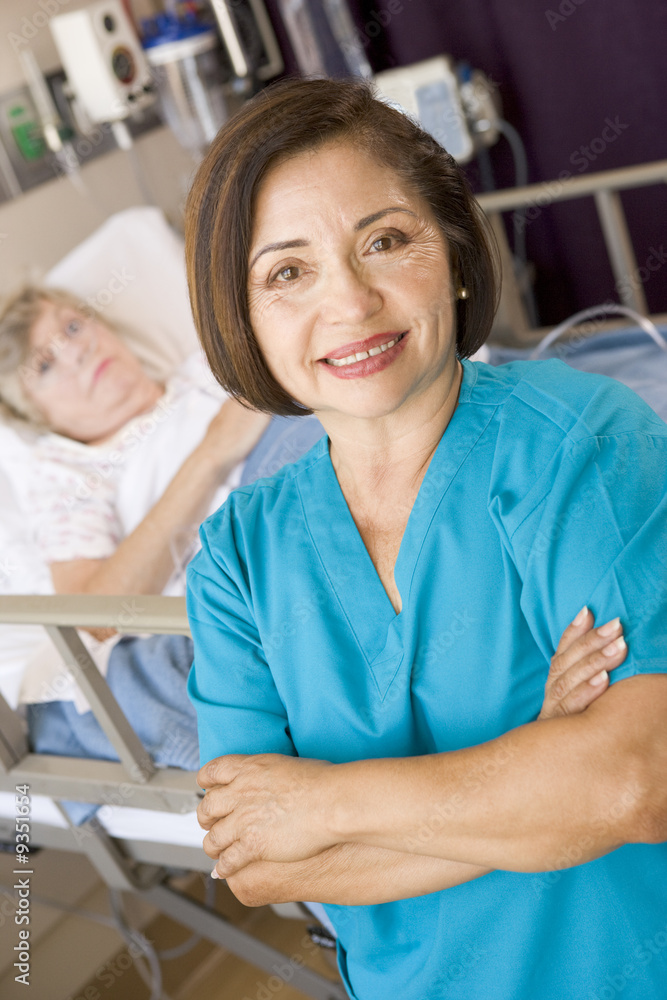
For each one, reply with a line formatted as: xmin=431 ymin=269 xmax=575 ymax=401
xmin=201 ymin=397 xmax=272 ymax=472
xmin=539 ymin=607 xmax=627 ymax=719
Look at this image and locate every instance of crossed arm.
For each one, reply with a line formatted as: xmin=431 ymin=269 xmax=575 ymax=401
xmin=197 ymin=612 xmax=667 ymax=907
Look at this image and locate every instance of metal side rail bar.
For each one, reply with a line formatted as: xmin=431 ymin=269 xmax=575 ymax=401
xmin=0 ymin=594 xmax=191 ymax=634
xmin=478 ymin=158 xmax=667 ymax=320
xmin=0 ymin=595 xmax=199 ymax=808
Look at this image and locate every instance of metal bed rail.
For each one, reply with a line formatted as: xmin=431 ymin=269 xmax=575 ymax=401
xmin=478 ymin=158 xmax=667 ymax=341
xmin=0 ymin=594 xmax=346 ymax=999
xmin=0 ymin=596 xmax=196 ymax=809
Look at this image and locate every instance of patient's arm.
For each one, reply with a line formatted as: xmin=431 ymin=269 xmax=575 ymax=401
xmin=51 ymin=399 xmax=270 ymax=602
xmin=226 ymin=843 xmax=490 ymax=907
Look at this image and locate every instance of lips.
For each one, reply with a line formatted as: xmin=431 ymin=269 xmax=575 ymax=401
xmin=320 ymin=331 xmax=408 ymax=363
xmin=93 ymin=359 xmax=112 ymax=384
xmin=319 ymin=330 xmax=409 ymax=380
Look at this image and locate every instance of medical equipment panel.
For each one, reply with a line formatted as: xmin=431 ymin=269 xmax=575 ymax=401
xmin=50 ymin=0 xmax=155 ymax=124
xmin=374 ymin=55 xmax=499 ymax=164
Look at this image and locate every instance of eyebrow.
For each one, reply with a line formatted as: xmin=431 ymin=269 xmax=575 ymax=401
xmin=354 ymin=206 xmax=416 ymax=230
xmin=249 ymin=239 xmax=309 ymax=271
xmin=249 ymin=207 xmax=417 ymax=271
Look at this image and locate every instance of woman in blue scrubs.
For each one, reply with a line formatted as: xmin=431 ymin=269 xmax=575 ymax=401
xmin=185 ymin=79 xmax=667 ymax=999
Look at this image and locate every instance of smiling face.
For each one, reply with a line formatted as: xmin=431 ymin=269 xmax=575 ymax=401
xmin=19 ymin=299 xmax=163 ymax=443
xmin=247 ymin=142 xmax=461 ymax=428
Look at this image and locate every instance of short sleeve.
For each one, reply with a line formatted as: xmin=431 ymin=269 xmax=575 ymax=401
xmin=186 ymin=510 xmax=296 ymax=766
xmin=509 ymin=431 xmax=667 ymax=684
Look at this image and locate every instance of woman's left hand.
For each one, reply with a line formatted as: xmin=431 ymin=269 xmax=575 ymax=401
xmin=197 ymin=753 xmax=336 ymax=878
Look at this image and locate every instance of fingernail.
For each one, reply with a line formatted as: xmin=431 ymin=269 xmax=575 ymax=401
xmin=573 ymin=606 xmax=588 ymax=625
xmin=598 ymin=617 xmax=621 ymax=638
xmin=602 ymin=636 xmax=626 ymax=657
xmin=211 ymin=869 xmax=220 ymax=880
xmin=589 ymin=669 xmax=608 ymax=686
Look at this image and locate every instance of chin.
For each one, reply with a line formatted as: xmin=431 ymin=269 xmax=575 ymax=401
xmin=324 ymin=373 xmax=440 ymax=421
xmin=308 ymin=391 xmax=415 ymax=424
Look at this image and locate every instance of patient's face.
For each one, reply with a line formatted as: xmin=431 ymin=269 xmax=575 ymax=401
xmin=19 ymin=299 xmax=163 ymax=443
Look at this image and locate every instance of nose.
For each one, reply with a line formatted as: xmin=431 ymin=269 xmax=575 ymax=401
xmin=60 ymin=326 xmax=98 ymax=370
xmin=318 ymin=259 xmax=383 ymax=327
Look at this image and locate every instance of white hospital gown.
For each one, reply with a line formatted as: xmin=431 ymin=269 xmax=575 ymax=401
xmin=8 ymin=352 xmax=236 ymax=708
xmin=20 ymin=352 xmax=233 ymax=582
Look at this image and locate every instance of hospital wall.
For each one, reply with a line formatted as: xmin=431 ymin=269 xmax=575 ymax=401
xmin=0 ymin=0 xmax=196 ymax=299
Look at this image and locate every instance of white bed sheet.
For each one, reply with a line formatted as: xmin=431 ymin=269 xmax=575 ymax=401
xmin=0 ymin=790 xmax=203 ymax=847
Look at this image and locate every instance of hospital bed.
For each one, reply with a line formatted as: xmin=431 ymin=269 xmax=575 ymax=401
xmin=1 ymin=162 xmax=666 ymax=998
xmin=0 ymin=595 xmax=345 ymax=1000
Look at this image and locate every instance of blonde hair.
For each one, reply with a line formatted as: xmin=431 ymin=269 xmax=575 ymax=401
xmin=0 ymin=286 xmax=106 ymax=426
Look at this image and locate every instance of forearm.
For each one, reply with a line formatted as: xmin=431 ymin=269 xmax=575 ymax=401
xmin=227 ymin=842 xmax=492 ymax=908
xmin=326 ymin=697 xmax=653 ymax=872
xmin=79 ymin=444 xmax=232 ymax=596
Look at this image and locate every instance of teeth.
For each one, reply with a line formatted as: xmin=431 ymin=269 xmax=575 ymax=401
xmin=327 ymin=336 xmax=400 ymax=366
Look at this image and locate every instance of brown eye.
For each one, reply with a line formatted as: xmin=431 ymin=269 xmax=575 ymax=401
xmin=371 ymin=236 xmax=393 ymax=252
xmin=275 ymin=265 xmax=300 ymax=282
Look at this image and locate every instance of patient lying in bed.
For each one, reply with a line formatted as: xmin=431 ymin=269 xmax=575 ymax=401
xmin=0 ymin=286 xmax=325 ymax=786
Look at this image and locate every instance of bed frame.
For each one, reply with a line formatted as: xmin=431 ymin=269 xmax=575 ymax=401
xmin=478 ymin=158 xmax=667 ymax=344
xmin=0 ymin=595 xmax=346 ymax=1000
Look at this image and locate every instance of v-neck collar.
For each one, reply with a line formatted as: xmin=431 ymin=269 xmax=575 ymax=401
xmin=298 ymin=359 xmax=493 ymax=693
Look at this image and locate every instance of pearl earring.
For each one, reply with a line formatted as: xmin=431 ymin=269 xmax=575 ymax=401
xmin=457 ymin=287 xmax=469 ymax=300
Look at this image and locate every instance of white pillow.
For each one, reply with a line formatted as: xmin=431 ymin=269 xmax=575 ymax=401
xmin=45 ymin=205 xmax=200 ymax=380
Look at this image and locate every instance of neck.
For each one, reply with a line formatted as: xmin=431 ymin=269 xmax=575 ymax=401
xmin=87 ymin=378 xmax=165 ymax=446
xmin=323 ymin=359 xmax=464 ymax=505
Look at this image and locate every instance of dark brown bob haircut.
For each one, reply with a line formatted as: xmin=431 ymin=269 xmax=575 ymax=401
xmin=185 ymin=76 xmax=500 ymax=416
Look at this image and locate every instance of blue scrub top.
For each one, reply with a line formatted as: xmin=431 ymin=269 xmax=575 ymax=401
xmin=187 ymin=359 xmax=667 ymax=1000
